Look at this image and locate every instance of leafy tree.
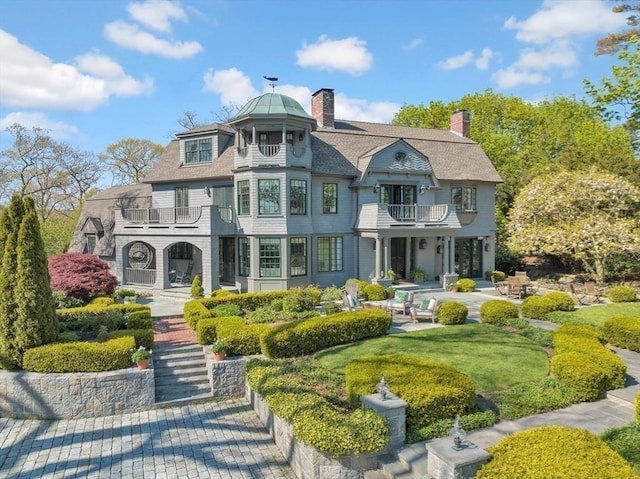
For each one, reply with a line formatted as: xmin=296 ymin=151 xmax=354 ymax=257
xmin=99 ymin=138 xmax=164 ymax=185
xmin=13 ymin=197 xmax=58 ymax=362
xmin=507 ymin=171 xmax=640 ymax=283
xmin=595 ymin=1 xmax=640 ymax=55
xmin=0 ymin=195 xmax=25 ymax=367
xmin=40 ymin=206 xmax=83 ymax=255
xmin=48 ymin=253 xmax=118 ymax=301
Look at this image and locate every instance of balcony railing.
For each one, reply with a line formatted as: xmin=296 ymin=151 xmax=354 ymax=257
xmin=124 ymin=268 xmax=156 ymax=286
xmin=387 ymin=204 xmax=448 ymax=222
xmin=122 ymin=207 xmax=202 ymax=224
xmin=217 ymin=205 xmax=236 ymax=223
xmin=258 ymin=144 xmax=280 ymax=156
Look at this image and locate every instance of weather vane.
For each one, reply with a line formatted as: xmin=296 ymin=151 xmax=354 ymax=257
xmin=264 ymin=76 xmax=278 ymax=92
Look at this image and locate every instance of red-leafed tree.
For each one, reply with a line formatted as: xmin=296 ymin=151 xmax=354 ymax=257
xmin=48 ymin=253 xmax=118 ymax=301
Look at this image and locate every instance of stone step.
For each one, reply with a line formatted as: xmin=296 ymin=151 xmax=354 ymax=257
xmin=155 ymin=374 xmax=210 ymax=388
xmin=155 ymin=384 xmax=212 ymax=403
xmin=155 ymin=391 xmax=215 ymax=408
xmin=154 ymin=345 xmax=204 ymax=358
xmin=397 ymin=442 xmax=430 ymax=477
xmin=363 ymin=470 xmax=390 ymax=479
xmin=153 ymin=357 xmax=207 ymax=369
xmin=153 ymin=344 xmax=211 ymax=405
xmin=154 ymin=365 xmax=208 ymax=378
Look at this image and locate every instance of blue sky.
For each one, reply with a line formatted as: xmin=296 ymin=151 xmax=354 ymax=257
xmin=0 ymin=0 xmax=629 ymax=170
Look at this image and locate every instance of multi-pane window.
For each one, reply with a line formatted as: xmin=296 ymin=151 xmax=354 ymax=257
xmin=318 ymin=237 xmax=343 ymax=272
xmin=85 ymin=234 xmax=96 ymax=254
xmin=451 ymin=186 xmax=476 ymax=211
xmin=258 ymin=179 xmax=280 ymax=215
xmin=290 ymin=237 xmax=307 ymax=276
xmin=259 ymin=238 xmax=281 ymax=277
xmin=290 ymin=179 xmax=307 ymax=215
xmin=237 ymin=180 xmax=250 ymax=215
xmin=185 ymin=138 xmax=212 ymax=164
xmin=169 ymin=242 xmax=193 ymax=259
xmin=380 ymin=185 xmax=416 ymax=205
xmin=322 ymin=183 xmax=337 ymax=214
xmin=238 ymin=237 xmax=250 ymax=277
xmin=175 ymin=187 xmax=189 ymax=213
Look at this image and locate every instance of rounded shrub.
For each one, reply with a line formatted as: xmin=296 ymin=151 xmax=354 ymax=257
xmin=603 ymin=316 xmax=640 ymax=352
xmin=544 ymin=291 xmax=574 ymax=311
xmin=457 ymin=278 xmax=476 ymax=292
xmin=282 ymin=288 xmax=318 ymax=313
xmin=345 ymin=354 xmax=476 ymax=428
xmin=550 ymin=352 xmax=606 ymax=402
xmin=476 ymin=426 xmax=635 ymax=479
xmin=608 ymin=285 xmax=638 ymax=303
xmin=520 ymin=295 xmax=555 ymax=320
xmin=360 ymin=283 xmax=386 ymax=301
xmin=488 ymin=270 xmax=507 ymax=282
xmin=48 ymin=253 xmax=118 ymax=301
xmin=480 ymin=299 xmax=519 ymax=325
xmin=437 ymin=301 xmax=468 ymax=325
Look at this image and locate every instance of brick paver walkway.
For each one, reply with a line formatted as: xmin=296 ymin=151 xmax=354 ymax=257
xmin=0 ymin=400 xmax=295 ymax=479
xmin=153 ymin=317 xmax=197 ymax=348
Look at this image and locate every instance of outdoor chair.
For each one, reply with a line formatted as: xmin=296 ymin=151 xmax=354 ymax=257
xmin=491 ymin=274 xmax=506 ymax=296
xmin=387 ymin=290 xmax=414 ymax=315
xmin=175 ymin=261 xmax=193 ymax=284
xmin=585 ymin=282 xmax=603 ymax=303
xmin=569 ymin=283 xmax=587 ymax=305
xmin=343 ymin=293 xmax=363 ymax=311
xmin=410 ymin=297 xmax=438 ymax=323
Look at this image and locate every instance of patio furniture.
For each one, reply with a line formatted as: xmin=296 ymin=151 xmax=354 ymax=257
xmin=569 ymin=283 xmax=587 ymax=305
xmin=343 ymin=293 xmax=363 ymax=311
xmin=491 ymin=274 xmax=506 ymax=296
xmin=410 ymin=297 xmax=439 ymax=323
xmin=585 ymin=282 xmax=603 ymax=303
xmin=387 ymin=290 xmax=414 ymax=315
xmin=175 ymin=261 xmax=193 ymax=284
xmin=506 ymin=276 xmax=529 ymax=299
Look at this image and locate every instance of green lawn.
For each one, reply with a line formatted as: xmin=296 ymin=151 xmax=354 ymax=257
xmin=546 ymin=303 xmax=640 ymax=328
xmin=315 ymin=323 xmax=549 ymax=393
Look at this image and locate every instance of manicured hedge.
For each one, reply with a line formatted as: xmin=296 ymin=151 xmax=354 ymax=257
xmin=550 ymin=352 xmax=607 ymax=402
xmin=476 ymin=426 xmax=636 ymax=479
xmin=520 ymin=295 xmax=556 ymax=320
xmin=457 ymin=278 xmax=476 ymax=292
xmin=553 ymin=324 xmax=626 ymax=390
xmin=22 ymin=337 xmax=134 ymax=373
xmin=360 ymin=283 xmax=386 ymax=300
xmin=261 ymin=310 xmax=392 ymax=359
xmin=246 ymin=358 xmax=389 ymax=457
xmin=604 ymin=316 xmax=640 ymax=352
xmin=345 ymin=354 xmax=476 ymax=428
xmin=184 ymin=299 xmax=214 ymax=329
xmin=608 ymin=285 xmax=638 ymax=303
xmin=480 ymin=300 xmax=519 ymax=325
xmin=107 ymin=329 xmax=154 ymax=351
xmin=636 ymin=392 xmax=640 ymax=421
xmin=437 ymin=301 xmax=468 ymax=325
xmin=128 ymin=310 xmax=152 ymax=330
xmin=544 ymin=291 xmax=574 ymax=311
xmin=196 ymin=315 xmax=271 ymax=356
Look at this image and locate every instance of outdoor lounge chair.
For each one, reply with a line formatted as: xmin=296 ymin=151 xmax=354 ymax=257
xmin=491 ymin=274 xmax=506 ymax=296
xmin=569 ymin=283 xmax=587 ymax=305
xmin=585 ymin=282 xmax=603 ymax=303
xmin=387 ymin=290 xmax=414 ymax=315
xmin=174 ymin=261 xmax=193 ymax=284
xmin=410 ymin=297 xmax=438 ymax=323
xmin=343 ymin=293 xmax=363 ymax=311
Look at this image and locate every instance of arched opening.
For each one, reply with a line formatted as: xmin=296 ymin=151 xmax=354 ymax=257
xmin=124 ymin=241 xmax=157 ymax=286
xmin=167 ymin=241 xmax=202 ymax=286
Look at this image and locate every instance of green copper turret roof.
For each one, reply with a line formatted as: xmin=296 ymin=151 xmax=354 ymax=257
xmin=231 ymin=93 xmax=316 ymax=123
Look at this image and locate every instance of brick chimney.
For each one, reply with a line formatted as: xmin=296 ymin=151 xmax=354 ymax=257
xmin=450 ymin=109 xmax=470 ymax=138
xmin=311 ymin=88 xmax=334 ymax=128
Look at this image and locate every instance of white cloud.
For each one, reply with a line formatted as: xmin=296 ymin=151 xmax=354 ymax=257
xmin=475 ymin=48 xmax=495 ymax=70
xmin=202 ymin=68 xmax=259 ymax=106
xmin=514 ymin=42 xmax=577 ymax=70
xmin=436 ymin=50 xmax=474 ymax=71
xmin=0 ymin=112 xmax=79 ymax=140
xmin=503 ymin=0 xmax=627 ymax=45
xmin=104 ymin=20 xmax=202 ymax=59
xmin=493 ymin=67 xmax=550 ymax=89
xmin=296 ymin=35 xmax=373 ymax=75
xmin=335 ymin=93 xmax=400 ymax=123
xmin=403 ymin=37 xmax=424 ymax=51
xmin=126 ymin=0 xmax=187 ymax=33
xmin=0 ymin=30 xmax=150 ymax=111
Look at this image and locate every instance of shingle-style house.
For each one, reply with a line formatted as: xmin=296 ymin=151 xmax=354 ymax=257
xmin=72 ymin=88 xmax=501 ymax=293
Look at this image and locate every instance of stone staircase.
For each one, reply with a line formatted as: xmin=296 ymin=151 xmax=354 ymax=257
xmin=153 ymin=344 xmax=212 ymax=405
xmin=364 ymin=442 xmax=430 ymax=479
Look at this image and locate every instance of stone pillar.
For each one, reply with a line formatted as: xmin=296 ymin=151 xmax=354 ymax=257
xmin=360 ymin=393 xmax=408 ymax=453
xmin=427 ymin=437 xmax=490 ymax=479
xmin=208 ymin=355 xmax=246 ymax=398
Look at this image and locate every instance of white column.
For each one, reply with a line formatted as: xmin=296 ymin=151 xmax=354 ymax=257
xmin=449 ymin=236 xmax=456 ymax=274
xmin=405 ymin=237 xmax=411 ymax=279
xmin=375 ymin=238 xmax=382 ymax=279
xmin=383 ymin=238 xmax=390 ymax=278
xmin=443 ymin=237 xmax=450 ymax=274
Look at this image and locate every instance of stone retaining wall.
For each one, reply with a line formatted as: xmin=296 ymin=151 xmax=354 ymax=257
xmin=0 ymin=366 xmax=154 ymax=419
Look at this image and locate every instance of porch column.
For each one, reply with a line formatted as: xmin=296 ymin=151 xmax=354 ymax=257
xmin=154 ymin=247 xmax=167 ymax=289
xmin=443 ymin=236 xmax=450 ymax=274
xmin=383 ymin=237 xmax=391 ymax=278
xmin=405 ymin=237 xmax=411 ymax=279
xmin=375 ymin=237 xmax=382 ymax=279
xmin=449 ymin=236 xmax=456 ymax=274
xmin=251 ymin=126 xmax=256 ymax=144
xmin=209 ymin=236 xmax=220 ymax=292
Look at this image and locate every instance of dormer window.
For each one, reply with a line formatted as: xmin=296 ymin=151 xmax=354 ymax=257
xmin=185 ymin=138 xmax=212 ymax=164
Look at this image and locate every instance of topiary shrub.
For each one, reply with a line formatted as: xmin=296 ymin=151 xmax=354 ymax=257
xmin=345 ymin=354 xmax=476 ymax=428
xmin=88 ymin=296 xmax=115 ymax=307
xmin=184 ymin=300 xmax=213 ymax=329
xmin=604 ymin=316 xmax=640 ymax=352
xmin=520 ymin=295 xmax=555 ymax=320
xmin=550 ymin=352 xmax=607 ymax=402
xmin=437 ymin=301 xmax=468 ymax=325
xmin=608 ymin=285 xmax=638 ymax=303
xmin=487 ymin=270 xmax=507 ymax=281
xmin=360 ymin=283 xmax=386 ymax=301
xmin=48 ymin=253 xmax=118 ymax=302
xmin=476 ymin=426 xmax=635 ymax=479
xmin=107 ymin=329 xmax=154 ymax=351
xmin=282 ymin=288 xmax=319 ymax=313
xmin=261 ymin=310 xmax=392 ymax=359
xmin=190 ymin=275 xmax=204 ymax=298
xmin=22 ymin=336 xmax=134 ymax=373
xmin=214 ymin=315 xmax=271 ymax=355
xmin=196 ymin=318 xmax=217 ymax=345
xmin=127 ymin=310 xmax=152 ymax=330
xmin=480 ymin=300 xmax=519 ymax=325
xmin=544 ymin=291 xmax=574 ymax=311
xmin=457 ymin=278 xmax=476 ymax=292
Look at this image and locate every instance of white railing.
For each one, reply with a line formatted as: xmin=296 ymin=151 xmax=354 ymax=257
xmin=258 ymin=144 xmax=280 ymax=157
xmin=386 ymin=204 xmax=448 ymax=222
xmin=122 ymin=207 xmax=202 ymax=224
xmin=217 ymin=205 xmax=236 ymax=223
xmin=124 ymin=268 xmax=156 ymax=286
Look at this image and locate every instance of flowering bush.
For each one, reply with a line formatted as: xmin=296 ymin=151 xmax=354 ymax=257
xmin=130 ymin=345 xmax=152 ymax=363
xmin=211 ymin=338 xmax=229 ymax=353
xmin=49 ymin=253 xmax=117 ymax=301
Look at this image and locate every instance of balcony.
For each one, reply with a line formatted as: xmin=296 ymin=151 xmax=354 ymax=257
xmin=122 ymin=206 xmax=202 ymax=224
xmin=356 ymin=203 xmax=461 ymax=231
xmin=235 ymin=143 xmax=311 ymax=169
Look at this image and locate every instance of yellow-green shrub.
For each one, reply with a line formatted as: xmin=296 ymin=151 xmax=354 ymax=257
xmin=520 ymin=295 xmax=556 ymax=320
xmin=345 ymin=354 xmax=476 ymax=428
xmin=635 ymin=392 xmax=640 ymax=421
xmin=127 ymin=310 xmax=152 ymax=329
xmin=544 ymin=291 xmax=574 ymax=311
xmin=88 ymin=296 xmax=115 ymax=307
xmin=608 ymin=285 xmax=638 ymax=303
xmin=184 ymin=299 xmax=214 ymax=329
xmin=457 ymin=278 xmax=476 ymax=292
xmin=604 ymin=316 xmax=640 ymax=352
xmin=215 ymin=316 xmax=270 ymax=355
xmin=480 ymin=300 xmax=519 ymax=325
xmin=550 ymin=352 xmax=607 ymax=401
xmin=437 ymin=301 xmax=468 ymax=325
xmin=261 ymin=310 xmax=391 ymax=358
xmin=22 ymin=337 xmax=134 ymax=373
xmin=360 ymin=283 xmax=386 ymax=300
xmin=107 ymin=329 xmax=154 ymax=351
xmin=476 ymin=426 xmax=636 ymax=479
